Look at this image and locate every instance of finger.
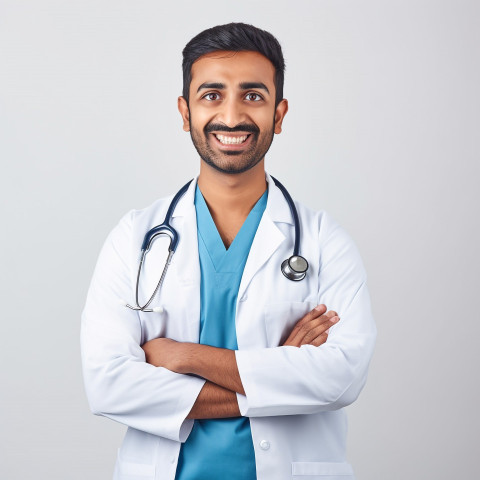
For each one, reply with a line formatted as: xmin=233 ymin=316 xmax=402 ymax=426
xmin=310 ymin=332 xmax=329 ymax=347
xmin=304 ymin=310 xmax=339 ymax=333
xmin=293 ymin=309 xmax=338 ymax=335
xmin=290 ymin=312 xmax=339 ymax=341
xmin=283 ymin=305 xmax=339 ymax=347
xmin=289 ymin=315 xmax=339 ymax=347
xmin=284 ymin=306 xmax=326 ymax=344
xmin=305 ymin=311 xmax=338 ymax=329
xmin=289 ymin=305 xmax=327 ymax=336
xmin=300 ymin=316 xmax=340 ymax=344
xmin=299 ymin=304 xmax=327 ymax=325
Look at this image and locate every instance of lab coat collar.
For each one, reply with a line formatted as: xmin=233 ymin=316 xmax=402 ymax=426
xmin=170 ymin=171 xmax=291 ymax=298
xmin=170 ymin=176 xmax=198 ymax=219
xmin=264 ymin=172 xmax=294 ymax=225
xmin=171 ymin=171 xmax=292 ymax=302
xmin=170 ymin=171 xmax=294 ymax=226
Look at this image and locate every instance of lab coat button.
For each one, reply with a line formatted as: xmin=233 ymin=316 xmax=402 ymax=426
xmin=259 ymin=440 xmax=270 ymax=450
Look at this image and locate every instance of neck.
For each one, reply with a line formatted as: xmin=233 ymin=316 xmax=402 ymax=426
xmin=197 ymin=160 xmax=267 ymax=216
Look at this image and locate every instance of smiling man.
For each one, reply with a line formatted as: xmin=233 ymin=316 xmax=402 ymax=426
xmin=81 ymin=23 xmax=376 ymax=480
xmin=182 ymin=49 xmax=284 ymax=176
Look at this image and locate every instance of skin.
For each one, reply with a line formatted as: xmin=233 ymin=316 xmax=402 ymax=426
xmin=143 ymin=50 xmax=341 ymax=419
xmin=143 ymin=306 xmax=339 ymax=418
xmin=177 ymin=50 xmax=288 ymax=247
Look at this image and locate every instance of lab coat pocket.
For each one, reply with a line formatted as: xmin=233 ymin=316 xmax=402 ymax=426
xmin=115 ymin=451 xmax=156 ymax=480
xmin=264 ymin=301 xmax=317 ymax=347
xmin=292 ymin=461 xmax=354 ymax=478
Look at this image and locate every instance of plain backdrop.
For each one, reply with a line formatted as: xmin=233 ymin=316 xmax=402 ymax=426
xmin=1 ymin=1 xmax=479 ymax=478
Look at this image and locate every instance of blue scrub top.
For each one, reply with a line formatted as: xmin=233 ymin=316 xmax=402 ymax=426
xmin=174 ymin=185 xmax=268 ymax=480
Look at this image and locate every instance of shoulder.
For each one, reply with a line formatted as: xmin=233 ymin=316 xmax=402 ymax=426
xmin=116 ymin=194 xmax=175 ymax=231
xmin=293 ymin=199 xmax=349 ymax=245
xmin=131 ymin=195 xmax=175 ymax=230
xmin=102 ymin=194 xmax=176 ymax=259
xmin=294 ymin=199 xmax=366 ymax=282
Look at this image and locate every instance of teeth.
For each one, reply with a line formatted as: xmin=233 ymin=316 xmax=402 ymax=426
xmin=215 ymin=134 xmax=248 ymax=145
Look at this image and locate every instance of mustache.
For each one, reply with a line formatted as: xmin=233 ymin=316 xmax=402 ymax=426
xmin=205 ymin=123 xmax=259 ymax=134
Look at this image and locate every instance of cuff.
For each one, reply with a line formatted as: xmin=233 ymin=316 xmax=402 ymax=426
xmin=174 ymin=375 xmax=207 ymax=442
xmin=236 ymin=391 xmax=248 ymax=416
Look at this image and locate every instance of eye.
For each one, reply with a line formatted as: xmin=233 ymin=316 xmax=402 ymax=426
xmin=203 ymin=92 xmax=221 ymax=101
xmin=245 ymin=92 xmax=263 ymax=102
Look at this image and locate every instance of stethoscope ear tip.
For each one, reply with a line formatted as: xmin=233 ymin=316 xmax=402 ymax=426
xmin=120 ymin=297 xmax=164 ymax=313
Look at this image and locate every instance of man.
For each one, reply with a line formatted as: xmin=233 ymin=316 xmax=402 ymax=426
xmin=81 ymin=22 xmax=376 ymax=480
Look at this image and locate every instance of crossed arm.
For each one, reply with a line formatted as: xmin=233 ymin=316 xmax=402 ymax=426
xmin=142 ymin=305 xmax=339 ymax=419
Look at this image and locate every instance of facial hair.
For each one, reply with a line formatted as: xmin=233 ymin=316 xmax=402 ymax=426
xmin=189 ymin=117 xmax=275 ymax=175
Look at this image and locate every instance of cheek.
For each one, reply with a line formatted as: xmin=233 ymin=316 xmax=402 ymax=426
xmin=188 ymin=107 xmax=212 ymax=129
xmin=255 ymin=110 xmax=276 ymax=129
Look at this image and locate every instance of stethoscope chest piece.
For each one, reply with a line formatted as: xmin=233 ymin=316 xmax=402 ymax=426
xmin=281 ymin=255 xmax=309 ymax=281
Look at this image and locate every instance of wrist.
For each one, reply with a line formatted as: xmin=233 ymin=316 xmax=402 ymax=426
xmin=178 ymin=342 xmax=202 ymax=374
xmin=181 ymin=343 xmax=220 ymax=377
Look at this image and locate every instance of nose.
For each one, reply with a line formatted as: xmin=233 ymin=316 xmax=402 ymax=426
xmin=216 ymin=97 xmax=247 ymax=128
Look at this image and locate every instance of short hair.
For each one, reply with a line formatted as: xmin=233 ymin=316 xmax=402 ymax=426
xmin=182 ymin=22 xmax=285 ymax=106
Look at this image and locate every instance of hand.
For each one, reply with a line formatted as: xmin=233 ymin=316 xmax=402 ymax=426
xmin=283 ymin=304 xmax=340 ymax=348
xmin=142 ymin=337 xmax=187 ymax=373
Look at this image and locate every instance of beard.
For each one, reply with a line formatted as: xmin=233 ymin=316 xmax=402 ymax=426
xmin=189 ymin=118 xmax=275 ymax=175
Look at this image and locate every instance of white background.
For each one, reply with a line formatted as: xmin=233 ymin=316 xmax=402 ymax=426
xmin=1 ymin=1 xmax=479 ymax=478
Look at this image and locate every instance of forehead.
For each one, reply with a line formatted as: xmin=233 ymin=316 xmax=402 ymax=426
xmin=190 ymin=50 xmax=276 ymax=89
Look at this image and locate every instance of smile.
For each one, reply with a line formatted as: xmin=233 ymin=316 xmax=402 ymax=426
xmin=214 ymin=134 xmax=250 ymax=145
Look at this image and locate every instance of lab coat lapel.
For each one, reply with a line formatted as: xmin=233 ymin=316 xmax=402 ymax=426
xmin=170 ymin=178 xmax=201 ymax=342
xmin=172 ymin=205 xmax=200 ymax=287
xmin=237 ymin=173 xmax=292 ymax=301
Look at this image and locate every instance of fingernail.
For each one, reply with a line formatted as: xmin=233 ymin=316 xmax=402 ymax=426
xmin=331 ymin=316 xmax=340 ymax=323
xmin=315 ymin=304 xmax=325 ymax=311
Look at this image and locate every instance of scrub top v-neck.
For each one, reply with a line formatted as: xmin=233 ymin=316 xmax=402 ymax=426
xmin=174 ymin=184 xmax=268 ymax=480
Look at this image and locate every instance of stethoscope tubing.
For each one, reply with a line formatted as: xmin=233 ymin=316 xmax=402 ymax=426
xmin=270 ymin=176 xmax=301 ymax=257
xmin=140 ymin=179 xmax=194 ymax=253
xmin=126 ymin=177 xmax=308 ymax=312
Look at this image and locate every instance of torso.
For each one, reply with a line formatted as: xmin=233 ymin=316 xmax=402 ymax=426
xmin=208 ymin=211 xmax=249 ymax=249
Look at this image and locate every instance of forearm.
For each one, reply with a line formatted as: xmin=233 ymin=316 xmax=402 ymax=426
xmin=142 ymin=338 xmax=245 ymax=394
xmin=187 ymin=381 xmax=241 ymax=419
xmin=183 ymin=343 xmax=245 ymax=395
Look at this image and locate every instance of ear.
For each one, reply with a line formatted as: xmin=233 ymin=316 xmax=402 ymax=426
xmin=177 ymin=96 xmax=190 ymax=132
xmin=274 ymin=99 xmax=288 ymax=134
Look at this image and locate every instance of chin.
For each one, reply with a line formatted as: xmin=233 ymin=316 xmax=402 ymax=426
xmin=204 ymin=157 xmax=263 ymax=175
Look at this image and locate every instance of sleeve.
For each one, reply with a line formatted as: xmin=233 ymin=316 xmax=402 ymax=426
xmin=80 ymin=211 xmax=205 ymax=441
xmin=235 ymin=213 xmax=377 ymax=417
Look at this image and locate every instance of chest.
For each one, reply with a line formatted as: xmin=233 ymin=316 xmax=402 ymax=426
xmin=133 ymin=198 xmax=322 ymax=348
xmin=137 ymin=230 xmax=320 ymax=349
xmin=210 ymin=212 xmax=247 ymax=249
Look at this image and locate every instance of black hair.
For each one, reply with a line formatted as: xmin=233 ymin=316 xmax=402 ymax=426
xmin=182 ymin=22 xmax=285 ymax=106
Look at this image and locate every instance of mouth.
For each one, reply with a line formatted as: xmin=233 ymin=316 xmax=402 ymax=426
xmin=210 ymin=132 xmax=253 ymax=149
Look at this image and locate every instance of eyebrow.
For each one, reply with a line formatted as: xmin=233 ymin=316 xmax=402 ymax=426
xmin=196 ymin=81 xmax=270 ymax=94
xmin=239 ymin=82 xmax=270 ymax=94
xmin=197 ymin=82 xmax=225 ymax=93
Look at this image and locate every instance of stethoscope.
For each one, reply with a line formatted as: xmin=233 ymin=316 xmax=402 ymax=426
xmin=124 ymin=177 xmax=308 ymax=313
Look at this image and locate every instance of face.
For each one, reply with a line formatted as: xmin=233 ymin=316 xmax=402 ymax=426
xmin=178 ymin=51 xmax=288 ymax=175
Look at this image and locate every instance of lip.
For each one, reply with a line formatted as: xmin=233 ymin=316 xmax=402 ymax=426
xmin=209 ymin=132 xmax=254 ymax=150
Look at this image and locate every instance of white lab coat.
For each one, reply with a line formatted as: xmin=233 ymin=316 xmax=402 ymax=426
xmin=81 ymin=173 xmax=376 ymax=480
